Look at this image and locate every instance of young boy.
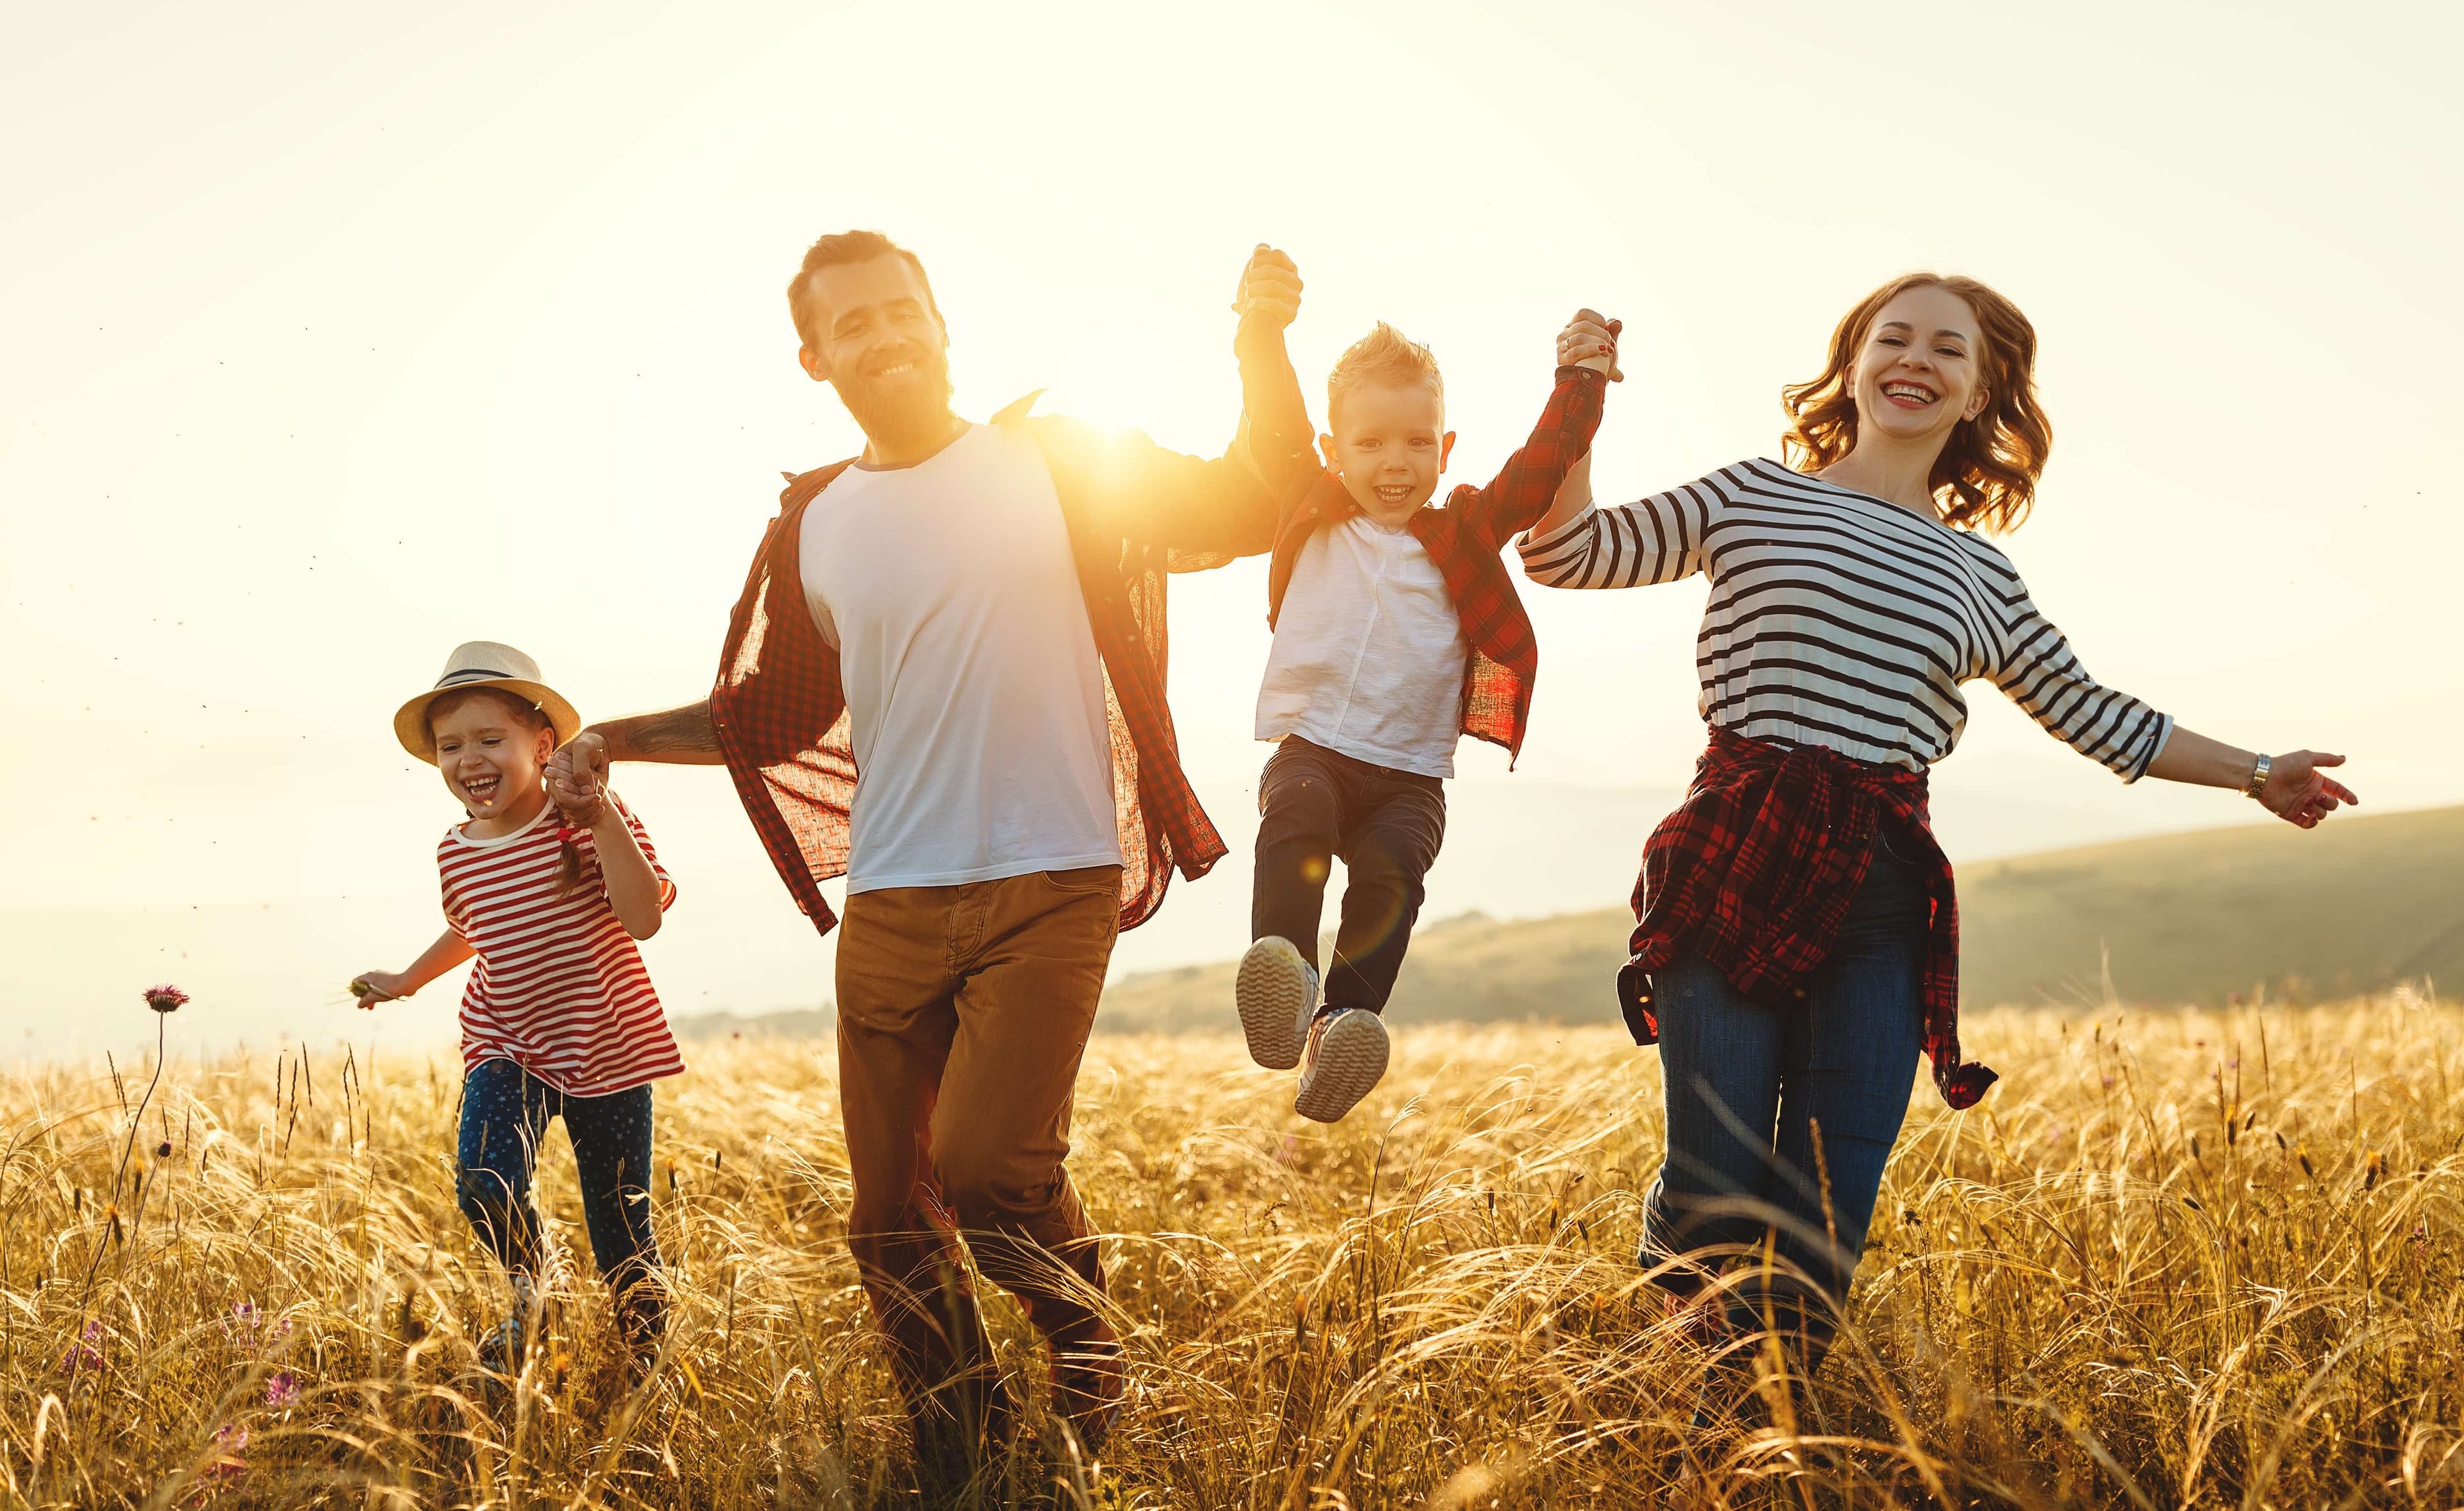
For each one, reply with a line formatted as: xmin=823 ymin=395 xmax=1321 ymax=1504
xmin=1234 ymin=285 xmax=1621 ymax=1121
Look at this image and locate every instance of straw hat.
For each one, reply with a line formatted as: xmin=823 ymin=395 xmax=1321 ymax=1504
xmin=393 ymin=642 xmax=581 ymax=763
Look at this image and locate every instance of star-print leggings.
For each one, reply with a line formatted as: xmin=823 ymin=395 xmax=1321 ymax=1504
xmin=455 ymin=1057 xmax=662 ymax=1336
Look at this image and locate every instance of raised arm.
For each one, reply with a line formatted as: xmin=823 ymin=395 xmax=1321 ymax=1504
xmin=1453 ymin=309 xmax=1616 ymax=547
xmin=1042 ymin=245 xmax=1317 ymax=563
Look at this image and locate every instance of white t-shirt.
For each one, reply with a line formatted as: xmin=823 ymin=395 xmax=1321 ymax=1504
xmin=799 ymin=423 xmax=1122 ymax=892
xmin=1255 ymin=515 xmax=1470 ymax=778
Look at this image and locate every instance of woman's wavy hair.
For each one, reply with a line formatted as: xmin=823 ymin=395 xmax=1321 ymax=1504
xmin=1781 ymin=272 xmax=2051 ymax=533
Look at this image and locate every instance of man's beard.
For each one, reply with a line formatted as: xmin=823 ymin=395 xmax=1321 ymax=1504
xmin=837 ymin=354 xmax=957 ymax=454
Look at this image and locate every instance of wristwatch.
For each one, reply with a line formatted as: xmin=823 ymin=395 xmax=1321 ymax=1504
xmin=2244 ymin=753 xmax=2272 ymax=801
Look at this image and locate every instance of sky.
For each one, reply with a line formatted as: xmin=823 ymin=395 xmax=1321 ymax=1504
xmin=4 ymin=0 xmax=2460 ymax=1061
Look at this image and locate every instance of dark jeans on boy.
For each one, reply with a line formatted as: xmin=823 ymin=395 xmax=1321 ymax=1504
xmin=1639 ymin=817 xmax=1929 ymax=1360
xmin=456 ymin=1057 xmax=663 ymax=1339
xmin=1252 ymin=735 xmax=1448 ymax=1015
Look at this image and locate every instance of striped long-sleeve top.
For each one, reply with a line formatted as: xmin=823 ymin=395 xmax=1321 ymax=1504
xmin=1518 ymin=458 xmax=2172 ymax=777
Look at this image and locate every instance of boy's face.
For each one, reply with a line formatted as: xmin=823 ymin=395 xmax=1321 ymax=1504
xmin=1322 ymin=381 xmax=1455 ymax=527
xmin=431 ymin=693 xmax=554 ymax=821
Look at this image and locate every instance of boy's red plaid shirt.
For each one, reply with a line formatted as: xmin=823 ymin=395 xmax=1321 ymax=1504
xmin=1262 ymin=366 xmax=1607 ymax=766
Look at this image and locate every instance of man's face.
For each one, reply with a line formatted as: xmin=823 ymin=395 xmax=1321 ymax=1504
xmin=796 ymin=255 xmax=952 ymax=439
xmin=1322 ymin=380 xmax=1455 ymax=527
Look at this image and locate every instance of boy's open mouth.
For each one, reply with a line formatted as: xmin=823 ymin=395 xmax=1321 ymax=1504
xmin=1374 ymin=484 xmax=1415 ymax=505
xmin=461 ymin=774 xmax=503 ymax=805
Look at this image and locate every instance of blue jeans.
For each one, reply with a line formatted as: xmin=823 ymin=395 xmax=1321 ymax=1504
xmin=456 ymin=1057 xmax=662 ymax=1335
xmin=1640 ymin=823 xmax=1928 ymax=1350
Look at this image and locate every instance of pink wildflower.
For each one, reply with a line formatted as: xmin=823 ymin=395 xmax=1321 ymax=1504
xmin=265 ymin=1372 xmax=299 ymax=1408
xmin=142 ymin=984 xmax=189 ymax=1014
xmin=61 ymin=1319 xmax=105 ymax=1374
xmin=207 ymin=1424 xmax=247 ymax=1478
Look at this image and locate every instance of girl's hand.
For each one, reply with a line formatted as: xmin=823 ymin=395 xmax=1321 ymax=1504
xmin=548 ymin=753 xmax=608 ymax=827
xmin=1557 ymin=310 xmax=1622 ymax=381
xmin=2260 ymin=751 xmax=2359 ymax=830
xmin=350 ymin=971 xmax=410 ymax=1009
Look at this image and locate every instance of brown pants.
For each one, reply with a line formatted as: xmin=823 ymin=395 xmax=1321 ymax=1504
xmin=834 ymin=864 xmax=1121 ymax=1435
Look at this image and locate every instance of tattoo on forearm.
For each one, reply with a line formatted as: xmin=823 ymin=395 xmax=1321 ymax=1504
xmin=622 ymin=701 xmax=720 ymax=758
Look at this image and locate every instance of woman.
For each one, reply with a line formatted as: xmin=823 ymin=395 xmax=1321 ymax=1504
xmin=1520 ymin=275 xmax=2356 ymax=1362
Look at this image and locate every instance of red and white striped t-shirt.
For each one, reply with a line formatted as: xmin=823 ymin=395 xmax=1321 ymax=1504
xmin=437 ymin=794 xmax=685 ymax=1097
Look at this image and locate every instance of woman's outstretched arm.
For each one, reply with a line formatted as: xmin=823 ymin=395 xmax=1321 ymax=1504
xmin=2146 ymin=728 xmax=2356 ymax=828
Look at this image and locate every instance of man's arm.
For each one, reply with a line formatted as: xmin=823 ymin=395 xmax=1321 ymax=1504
xmin=569 ymin=701 xmax=724 ymax=769
xmin=1051 ymin=246 xmax=1314 ymax=561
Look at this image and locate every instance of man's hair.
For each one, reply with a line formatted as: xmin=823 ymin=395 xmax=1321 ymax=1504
xmin=785 ymin=230 xmax=939 ymax=352
xmin=1327 ymin=322 xmax=1444 ymax=427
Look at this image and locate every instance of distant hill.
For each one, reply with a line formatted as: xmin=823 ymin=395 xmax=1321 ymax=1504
xmin=1097 ymin=804 xmax=2464 ymax=1032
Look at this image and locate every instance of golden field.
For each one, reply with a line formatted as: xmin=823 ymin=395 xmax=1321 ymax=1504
xmin=3 ymin=998 xmax=2461 ymax=1508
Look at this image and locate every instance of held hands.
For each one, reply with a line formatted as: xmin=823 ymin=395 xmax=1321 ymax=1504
xmin=548 ymin=733 xmax=611 ymax=828
xmin=2260 ymin=751 xmax=2358 ymax=830
xmin=1233 ymin=244 xmax=1303 ymax=330
xmin=1558 ymin=309 xmax=1622 ymax=382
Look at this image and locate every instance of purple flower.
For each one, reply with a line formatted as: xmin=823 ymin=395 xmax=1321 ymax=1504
xmin=207 ymin=1424 xmax=248 ymax=1477
xmin=265 ymin=1372 xmax=299 ymax=1408
xmin=61 ymin=1320 xmax=105 ymax=1374
xmin=142 ymin=984 xmax=189 ymax=1014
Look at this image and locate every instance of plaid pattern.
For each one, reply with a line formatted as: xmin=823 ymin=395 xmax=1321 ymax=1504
xmin=1262 ymin=366 xmax=1606 ymax=765
xmin=710 ymin=359 xmax=1303 ymax=937
xmin=1618 ymin=726 xmax=1998 ymax=1109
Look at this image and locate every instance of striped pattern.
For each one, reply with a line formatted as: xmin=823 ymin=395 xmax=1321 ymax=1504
xmin=438 ymin=796 xmax=683 ymax=1097
xmin=1519 ymin=459 xmax=2171 ymax=778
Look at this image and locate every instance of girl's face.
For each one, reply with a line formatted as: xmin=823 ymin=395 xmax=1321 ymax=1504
xmin=1847 ymin=284 xmax=1992 ymax=450
xmin=430 ymin=693 xmax=554 ymax=822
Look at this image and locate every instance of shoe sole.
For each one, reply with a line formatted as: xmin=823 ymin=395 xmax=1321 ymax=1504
xmin=1236 ymin=938 xmax=1312 ymax=1070
xmin=1295 ymin=1011 xmax=1389 ymax=1123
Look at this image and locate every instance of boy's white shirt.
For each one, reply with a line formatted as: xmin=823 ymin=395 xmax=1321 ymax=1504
xmin=1255 ymin=515 xmax=1469 ymax=778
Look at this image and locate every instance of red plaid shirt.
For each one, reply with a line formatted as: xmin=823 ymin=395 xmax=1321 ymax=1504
xmin=1620 ymin=726 xmax=1998 ymax=1109
xmin=1255 ymin=364 xmax=1607 ymax=765
xmin=708 ymin=343 xmax=1305 ymax=937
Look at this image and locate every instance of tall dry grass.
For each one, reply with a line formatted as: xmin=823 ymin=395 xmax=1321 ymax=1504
xmin=2 ymin=996 xmax=2460 ymax=1508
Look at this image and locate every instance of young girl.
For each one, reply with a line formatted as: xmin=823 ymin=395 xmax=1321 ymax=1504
xmin=352 ymin=641 xmax=683 ymax=1370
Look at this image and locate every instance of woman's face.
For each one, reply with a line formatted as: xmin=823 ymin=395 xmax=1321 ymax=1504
xmin=1849 ymin=284 xmax=1991 ymax=448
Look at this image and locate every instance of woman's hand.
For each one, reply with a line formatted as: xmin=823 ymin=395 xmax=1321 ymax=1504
xmin=350 ymin=970 xmax=410 ymax=1009
xmin=1557 ymin=309 xmax=1622 ymax=381
xmin=2260 ymin=750 xmax=2358 ymax=829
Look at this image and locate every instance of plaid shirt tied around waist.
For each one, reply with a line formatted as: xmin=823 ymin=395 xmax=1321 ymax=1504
xmin=1620 ymin=726 xmax=1998 ymax=1109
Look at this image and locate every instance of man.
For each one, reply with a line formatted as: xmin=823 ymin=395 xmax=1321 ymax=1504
xmin=558 ymin=230 xmax=1307 ymax=1465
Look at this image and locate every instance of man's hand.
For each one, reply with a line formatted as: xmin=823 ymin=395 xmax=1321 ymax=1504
xmin=1233 ymin=244 xmax=1303 ymax=330
xmin=549 ymin=738 xmax=609 ymax=826
xmin=1557 ymin=309 xmax=1623 ymax=382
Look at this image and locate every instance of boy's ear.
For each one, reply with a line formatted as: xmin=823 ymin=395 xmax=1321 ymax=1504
xmin=1317 ymin=433 xmax=1339 ymax=470
xmin=1440 ymin=431 xmax=1459 ymax=472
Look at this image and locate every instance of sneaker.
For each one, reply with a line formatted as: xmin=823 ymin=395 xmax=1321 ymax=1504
xmin=476 ymin=1313 xmax=527 ymax=1376
xmin=1236 ymin=936 xmax=1319 ymax=1071
xmin=1294 ymin=1007 xmax=1389 ymax=1123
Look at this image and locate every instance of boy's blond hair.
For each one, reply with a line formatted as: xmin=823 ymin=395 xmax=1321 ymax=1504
xmin=1328 ymin=322 xmax=1444 ymax=428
